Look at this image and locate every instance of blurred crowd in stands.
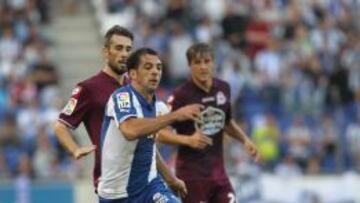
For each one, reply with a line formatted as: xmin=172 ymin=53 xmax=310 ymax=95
xmin=0 ymin=0 xmax=75 ymax=182
xmin=1 ymin=0 xmax=360 ymax=185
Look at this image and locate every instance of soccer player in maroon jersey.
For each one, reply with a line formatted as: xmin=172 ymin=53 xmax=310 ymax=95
xmin=158 ymin=43 xmax=260 ymax=203
xmin=53 ymin=26 xmax=187 ymax=196
xmin=54 ymin=25 xmax=133 ymax=188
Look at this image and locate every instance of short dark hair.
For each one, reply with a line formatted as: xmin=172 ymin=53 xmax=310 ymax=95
xmin=186 ymin=43 xmax=214 ymax=65
xmin=104 ymin=25 xmax=134 ymax=48
xmin=127 ymin=48 xmax=159 ymax=71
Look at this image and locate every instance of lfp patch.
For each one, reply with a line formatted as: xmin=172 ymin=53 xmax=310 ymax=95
xmin=116 ymin=92 xmax=130 ymax=109
xmin=71 ymin=86 xmax=82 ymax=96
xmin=62 ymin=98 xmax=78 ymax=115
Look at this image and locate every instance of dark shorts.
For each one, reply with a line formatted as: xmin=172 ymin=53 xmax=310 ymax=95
xmin=98 ymin=177 xmax=180 ymax=203
xmin=182 ymin=178 xmax=236 ymax=203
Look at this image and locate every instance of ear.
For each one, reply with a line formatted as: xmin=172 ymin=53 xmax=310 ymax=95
xmin=129 ymin=69 xmax=137 ymax=80
xmin=102 ymin=47 xmax=109 ymax=58
xmin=187 ymin=61 xmax=192 ymax=69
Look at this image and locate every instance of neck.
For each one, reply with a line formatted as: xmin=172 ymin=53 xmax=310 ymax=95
xmin=192 ymin=76 xmax=212 ymax=93
xmin=103 ymin=65 xmax=125 ymax=85
xmin=131 ymin=82 xmax=153 ymax=103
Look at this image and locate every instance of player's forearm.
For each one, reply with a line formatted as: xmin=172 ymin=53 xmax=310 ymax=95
xmin=157 ymin=129 xmax=190 ymax=146
xmin=224 ymin=120 xmax=249 ymax=144
xmin=156 ymin=149 xmax=176 ymax=184
xmin=53 ymin=121 xmax=79 ymax=157
xmin=119 ymin=113 xmax=177 ymax=140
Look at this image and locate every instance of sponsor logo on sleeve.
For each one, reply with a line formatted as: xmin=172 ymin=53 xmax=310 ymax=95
xmin=62 ymin=98 xmax=78 ymax=115
xmin=116 ymin=92 xmax=131 ymax=109
xmin=71 ymin=86 xmax=82 ymax=96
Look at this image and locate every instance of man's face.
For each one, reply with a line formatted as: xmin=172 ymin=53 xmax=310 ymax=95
xmin=104 ymin=35 xmax=132 ymax=75
xmin=189 ymin=53 xmax=214 ymax=84
xmin=132 ymin=54 xmax=162 ymax=94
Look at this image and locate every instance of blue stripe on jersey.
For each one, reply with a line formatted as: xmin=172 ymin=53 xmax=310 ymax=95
xmin=100 ymin=115 xmax=111 ymax=152
xmin=126 ymin=86 xmax=156 ymax=196
xmin=126 ymin=136 xmax=155 ymax=196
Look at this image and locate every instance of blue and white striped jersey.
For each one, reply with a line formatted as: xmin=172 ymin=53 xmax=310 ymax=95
xmin=97 ymin=84 xmax=169 ymax=200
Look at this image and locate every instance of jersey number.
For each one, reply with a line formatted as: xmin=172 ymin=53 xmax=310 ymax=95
xmin=227 ymin=192 xmax=236 ymax=203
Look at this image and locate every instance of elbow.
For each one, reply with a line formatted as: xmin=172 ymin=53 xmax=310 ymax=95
xmin=120 ymin=127 xmax=138 ymax=141
xmin=53 ymin=121 xmax=71 ymax=138
xmin=53 ymin=121 xmax=63 ymax=136
xmin=118 ymin=119 xmax=141 ymax=141
xmin=123 ymin=133 xmax=137 ymax=141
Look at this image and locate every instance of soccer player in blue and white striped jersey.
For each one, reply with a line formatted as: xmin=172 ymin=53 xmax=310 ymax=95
xmin=98 ymin=48 xmax=203 ymax=203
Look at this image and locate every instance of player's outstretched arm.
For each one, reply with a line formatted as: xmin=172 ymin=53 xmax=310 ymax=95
xmin=157 ymin=129 xmax=213 ymax=149
xmin=224 ymin=119 xmax=260 ymax=162
xmin=54 ymin=121 xmax=96 ymax=159
xmin=119 ymin=104 xmax=203 ymax=140
xmin=155 ymin=149 xmax=187 ymax=198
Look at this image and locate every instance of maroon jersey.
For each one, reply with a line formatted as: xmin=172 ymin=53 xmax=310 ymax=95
xmin=168 ymin=78 xmax=232 ymax=181
xmin=58 ymin=71 xmax=127 ymax=188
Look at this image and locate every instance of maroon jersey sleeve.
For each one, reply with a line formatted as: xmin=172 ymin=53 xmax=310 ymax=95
xmin=224 ymin=82 xmax=232 ymax=124
xmin=58 ymin=85 xmax=90 ymax=129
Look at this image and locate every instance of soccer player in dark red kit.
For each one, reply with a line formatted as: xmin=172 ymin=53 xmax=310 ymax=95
xmin=53 ymin=26 xmax=186 ymax=196
xmin=53 ymin=25 xmax=133 ymax=188
xmin=54 ymin=25 xmax=133 ymax=189
xmin=158 ymin=43 xmax=260 ymax=203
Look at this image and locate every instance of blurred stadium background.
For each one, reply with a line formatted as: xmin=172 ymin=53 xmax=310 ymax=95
xmin=0 ymin=0 xmax=360 ymax=203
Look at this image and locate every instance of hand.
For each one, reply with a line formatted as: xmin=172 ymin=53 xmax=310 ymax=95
xmin=73 ymin=145 xmax=96 ymax=160
xmin=187 ymin=130 xmax=213 ymax=149
xmin=167 ymin=177 xmax=187 ymax=198
xmin=173 ymin=104 xmax=203 ymax=122
xmin=244 ymin=140 xmax=260 ymax=163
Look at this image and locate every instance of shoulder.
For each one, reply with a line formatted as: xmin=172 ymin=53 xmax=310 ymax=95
xmin=213 ymin=78 xmax=230 ymax=92
xmin=111 ymin=85 xmax=133 ymax=103
xmin=213 ymin=78 xmax=230 ymax=89
xmin=79 ymin=72 xmax=104 ymax=89
xmin=107 ymin=85 xmax=133 ymax=113
xmin=73 ymin=73 xmax=103 ymax=96
xmin=112 ymin=84 xmax=131 ymax=95
xmin=167 ymin=81 xmax=191 ymax=107
xmin=172 ymin=81 xmax=192 ymax=98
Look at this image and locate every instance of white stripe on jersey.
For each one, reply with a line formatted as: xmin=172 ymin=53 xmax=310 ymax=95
xmin=98 ymin=118 xmax=137 ymax=199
